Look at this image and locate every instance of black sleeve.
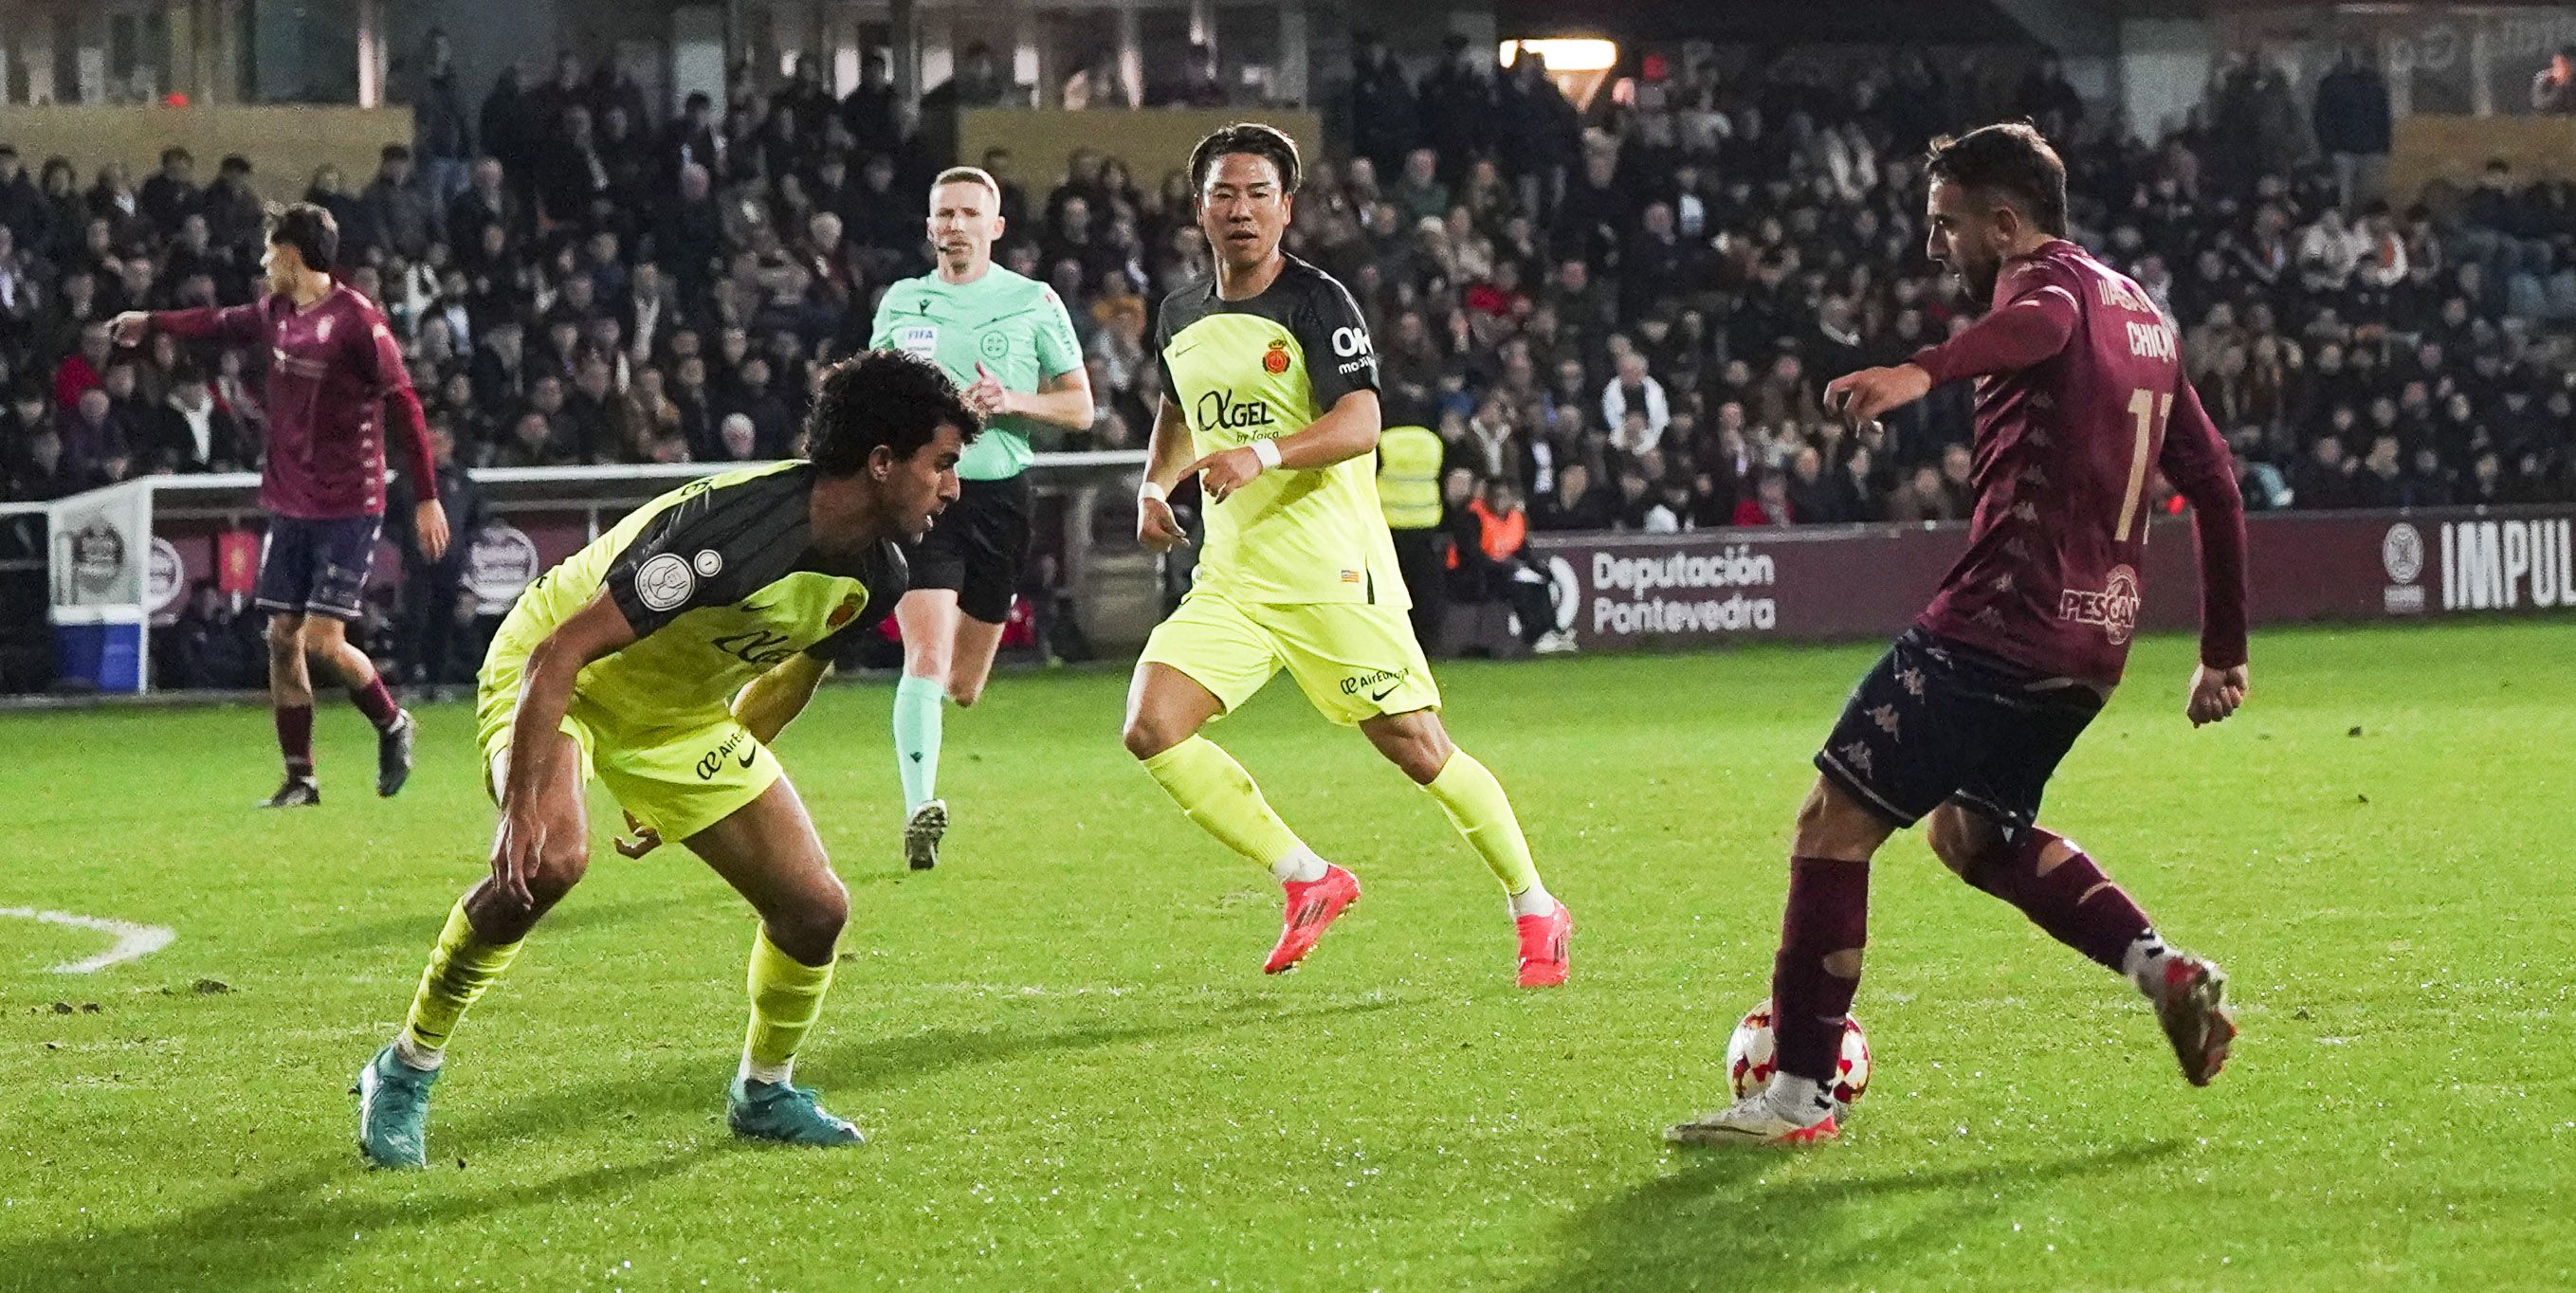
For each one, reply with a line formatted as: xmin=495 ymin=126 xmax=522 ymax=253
xmin=1152 ymin=289 xmax=1184 ymax=402
xmin=601 ymin=480 xmax=804 ymax=637
xmin=804 ymin=542 xmax=910 ymax=664
xmin=1292 ymin=270 xmax=1379 ymax=409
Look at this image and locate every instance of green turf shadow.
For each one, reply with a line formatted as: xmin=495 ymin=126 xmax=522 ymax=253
xmin=1526 ymin=1138 xmax=2184 ymax=1292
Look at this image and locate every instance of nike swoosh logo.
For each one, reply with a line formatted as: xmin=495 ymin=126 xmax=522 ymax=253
xmin=1169 ymin=339 xmax=1202 ymax=357
xmin=1368 ymin=683 xmax=1398 ymax=702
xmin=739 ymin=603 xmax=773 ymax=614
xmin=737 ymin=749 xmax=757 ymax=768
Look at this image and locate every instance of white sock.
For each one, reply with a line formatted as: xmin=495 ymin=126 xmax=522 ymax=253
xmin=1507 ymin=882 xmax=1557 ymax=919
xmin=2122 ymin=934 xmax=2178 ymax=995
xmin=1763 ymin=1074 xmax=1834 ymax=1122
xmin=391 ymin=1033 xmax=443 ymax=1072
xmin=740 ymin=1054 xmax=794 ymax=1086
xmin=1270 ymin=847 xmax=1329 ymax=884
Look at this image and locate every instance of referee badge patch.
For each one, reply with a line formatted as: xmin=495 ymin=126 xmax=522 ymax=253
xmin=894 ymin=325 xmax=938 ymax=360
xmin=979 ymin=332 xmax=1010 ymax=359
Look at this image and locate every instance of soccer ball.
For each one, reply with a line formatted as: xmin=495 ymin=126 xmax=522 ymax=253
xmin=1726 ymin=998 xmax=1871 ymax=1108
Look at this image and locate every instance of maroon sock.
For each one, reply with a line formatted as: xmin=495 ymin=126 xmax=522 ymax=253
xmin=275 ymin=703 xmax=316 ymax=777
xmin=1770 ymin=856 xmax=1871 ymax=1084
xmin=1961 ymin=828 xmax=2152 ymax=973
xmin=348 ymin=673 xmax=403 ymax=732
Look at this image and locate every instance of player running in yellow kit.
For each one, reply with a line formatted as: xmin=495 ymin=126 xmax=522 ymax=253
xmin=353 ymin=352 xmax=978 ymax=1167
xmin=1124 ymin=123 xmax=1572 ymax=988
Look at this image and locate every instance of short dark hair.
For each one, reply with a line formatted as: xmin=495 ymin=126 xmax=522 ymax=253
xmin=161 ymin=146 xmax=192 ymax=166
xmin=1187 ymin=121 xmax=1302 ymax=194
xmin=268 ymin=203 xmax=339 ymax=272
xmin=1925 ymin=121 xmax=2068 ymax=237
xmin=804 ymin=350 xmax=981 ymax=478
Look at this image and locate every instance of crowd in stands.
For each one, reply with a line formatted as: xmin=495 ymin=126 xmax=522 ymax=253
xmin=4 ymin=30 xmax=2575 ymax=674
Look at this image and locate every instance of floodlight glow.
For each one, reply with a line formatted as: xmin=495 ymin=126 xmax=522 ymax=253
xmin=1499 ymin=39 xmax=1617 ymax=74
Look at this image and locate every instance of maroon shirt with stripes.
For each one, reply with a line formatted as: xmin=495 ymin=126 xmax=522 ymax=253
xmin=1906 ymin=238 xmax=2248 ymax=688
xmin=154 ymin=284 xmax=436 ymax=519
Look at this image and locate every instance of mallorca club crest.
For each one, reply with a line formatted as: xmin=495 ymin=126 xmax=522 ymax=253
xmin=827 ymin=593 xmax=864 ymax=629
xmin=1262 ymin=338 xmax=1290 ymax=374
xmin=2056 ymin=564 xmax=2141 ymax=645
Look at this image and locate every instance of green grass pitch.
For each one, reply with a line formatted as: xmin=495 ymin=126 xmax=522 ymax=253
xmin=4 ymin=619 xmax=2571 ymax=1291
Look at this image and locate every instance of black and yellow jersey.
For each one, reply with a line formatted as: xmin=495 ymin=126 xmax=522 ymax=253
xmin=1155 ymin=253 xmax=1402 ymax=607
xmin=488 ymin=461 xmax=904 ymax=722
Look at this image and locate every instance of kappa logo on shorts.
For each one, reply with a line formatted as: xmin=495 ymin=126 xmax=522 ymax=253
xmin=633 ymin=553 xmax=696 ymax=611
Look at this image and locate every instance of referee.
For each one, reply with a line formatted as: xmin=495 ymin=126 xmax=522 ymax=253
xmin=868 ymin=166 xmax=1094 ymax=869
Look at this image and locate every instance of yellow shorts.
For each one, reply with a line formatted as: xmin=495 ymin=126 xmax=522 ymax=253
xmin=475 ymin=642 xmax=783 ymax=844
xmin=1141 ymin=591 xmax=1441 ymax=726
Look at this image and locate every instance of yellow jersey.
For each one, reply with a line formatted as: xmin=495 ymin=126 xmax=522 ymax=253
xmin=1154 ymin=254 xmax=1403 ymax=607
xmin=486 ymin=461 xmax=905 ymax=723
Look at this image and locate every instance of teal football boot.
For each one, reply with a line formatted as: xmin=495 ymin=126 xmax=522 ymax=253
xmin=354 ymin=1044 xmax=438 ymax=1168
xmin=726 ymin=1076 xmax=865 ymax=1147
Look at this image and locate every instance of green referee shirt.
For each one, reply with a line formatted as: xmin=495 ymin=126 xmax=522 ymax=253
xmin=870 ymin=264 xmax=1085 ymax=481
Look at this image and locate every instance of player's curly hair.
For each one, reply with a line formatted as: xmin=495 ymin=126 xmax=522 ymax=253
xmin=804 ymin=349 xmax=982 ymax=477
xmin=1188 ymin=121 xmax=1302 ymax=195
xmin=1925 ymin=121 xmax=2067 ymax=238
xmin=267 ymin=203 xmax=339 ymax=273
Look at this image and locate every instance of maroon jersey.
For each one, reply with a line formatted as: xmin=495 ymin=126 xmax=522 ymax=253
xmin=155 ymin=285 xmax=436 ymax=519
xmin=1908 ymin=239 xmax=2246 ymax=687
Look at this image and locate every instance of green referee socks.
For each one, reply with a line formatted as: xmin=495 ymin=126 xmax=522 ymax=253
xmin=893 ymin=674 xmax=943 ymax=811
xmin=1141 ymin=736 xmax=1308 ymax=868
xmin=1424 ymin=750 xmax=1545 ymax=900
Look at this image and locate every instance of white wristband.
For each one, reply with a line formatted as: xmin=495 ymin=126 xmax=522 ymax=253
xmin=1251 ymin=438 xmax=1284 ymax=470
xmin=1138 ymin=480 xmax=1167 ymax=503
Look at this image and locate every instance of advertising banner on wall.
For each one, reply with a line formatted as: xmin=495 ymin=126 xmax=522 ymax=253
xmin=1528 ymin=504 xmax=2576 ymax=653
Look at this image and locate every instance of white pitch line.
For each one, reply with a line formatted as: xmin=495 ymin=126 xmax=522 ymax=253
xmin=0 ymin=907 xmax=177 ymax=974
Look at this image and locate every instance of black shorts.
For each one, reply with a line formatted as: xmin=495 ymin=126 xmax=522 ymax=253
xmin=1813 ymin=628 xmax=2104 ymax=836
xmin=910 ymin=475 xmax=1032 ymax=625
xmin=255 ymin=515 xmax=384 ymax=622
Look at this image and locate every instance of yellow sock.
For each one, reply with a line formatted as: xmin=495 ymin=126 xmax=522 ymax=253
xmin=400 ymin=900 xmax=523 ymax=1056
xmin=1141 ymin=736 xmax=1306 ymax=868
xmin=742 ymin=924 xmax=835 ymax=1084
xmin=1425 ymin=750 xmax=1546 ymax=900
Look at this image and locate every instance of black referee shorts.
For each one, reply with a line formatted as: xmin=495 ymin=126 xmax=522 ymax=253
xmin=1812 ymin=628 xmax=2105 ymax=837
xmin=910 ymin=474 xmax=1034 ymax=625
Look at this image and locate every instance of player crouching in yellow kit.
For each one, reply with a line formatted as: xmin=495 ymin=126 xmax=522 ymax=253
xmin=353 ymin=351 xmax=978 ymax=1167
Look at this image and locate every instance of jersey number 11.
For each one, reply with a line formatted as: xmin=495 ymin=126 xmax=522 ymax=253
xmin=2118 ymin=387 xmax=2174 ymax=543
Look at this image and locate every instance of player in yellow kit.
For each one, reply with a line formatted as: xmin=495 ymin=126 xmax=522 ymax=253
xmin=1124 ymin=123 xmax=1573 ymax=988
xmin=352 ymin=352 xmax=978 ymax=1167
